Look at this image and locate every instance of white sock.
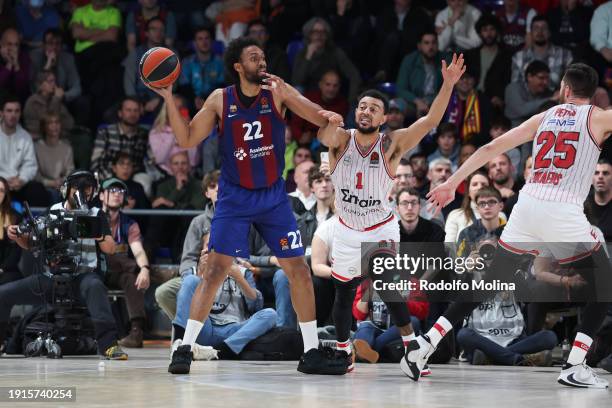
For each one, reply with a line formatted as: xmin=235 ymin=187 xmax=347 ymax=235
xmin=426 ymin=316 xmax=453 ymax=348
xmin=567 ymin=332 xmax=593 ymax=366
xmin=182 ymin=319 xmax=204 ymax=348
xmin=299 ymin=320 xmax=319 ymax=353
xmin=402 ymin=333 xmax=415 ymax=348
xmin=337 ymin=339 xmax=351 ymax=353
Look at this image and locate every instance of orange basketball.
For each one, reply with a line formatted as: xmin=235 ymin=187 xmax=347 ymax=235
xmin=139 ymin=47 xmax=181 ymax=89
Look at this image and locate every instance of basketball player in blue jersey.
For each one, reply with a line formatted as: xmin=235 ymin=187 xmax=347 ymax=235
xmin=147 ymin=37 xmax=346 ymax=375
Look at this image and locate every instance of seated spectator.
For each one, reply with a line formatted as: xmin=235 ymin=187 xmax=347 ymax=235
xmin=309 ymin=214 xmax=340 ymax=327
xmin=464 ymin=13 xmax=512 ymax=112
xmin=390 ymin=159 xmax=445 ymax=227
xmin=178 ymin=25 xmax=225 ymax=112
xmin=125 ymin=0 xmax=177 ymax=52
xmin=434 ymin=0 xmax=482 ymax=52
xmin=293 ymin=165 xmax=335 ymax=327
xmin=456 ymin=187 xmax=556 ymax=366
xmin=585 ymin=159 xmax=612 ymax=242
xmin=149 ymin=97 xmax=200 ymax=176
xmin=69 ymin=0 xmax=123 ymax=128
xmin=100 ymin=178 xmax=150 ymax=348
xmin=503 ymin=155 xmax=531 ymax=217
xmin=590 ymin=2 xmax=612 ymax=90
xmin=427 ymin=158 xmax=462 ymax=219
xmin=0 ymin=28 xmax=31 ymax=104
xmin=396 ymin=30 xmax=449 ymax=119
xmin=242 ymin=225 xmax=293 ymax=328
xmin=493 ymin=0 xmax=537 ymax=52
xmin=444 ymin=169 xmax=491 ymax=244
xmin=29 ymin=28 xmax=83 ymax=116
xmin=145 ymin=151 xmax=204 ymax=262
xmin=487 ymin=116 xmax=519 ymax=170
xmin=374 ymin=0 xmax=433 ymax=82
xmin=246 ymin=19 xmax=289 ymax=81
xmin=0 ymin=176 xmax=21 ymax=285
xmin=444 ymin=70 xmax=492 ymax=144
xmin=409 ymin=153 xmax=430 ymax=198
xmin=23 ymin=70 xmax=74 ymax=140
xmin=397 ymin=187 xmax=446 ymax=244
xmin=285 ymin=147 xmax=313 ymax=194
xmin=172 ymin=240 xmax=277 ymax=359
xmin=384 ymin=98 xmax=409 ymax=138
xmin=15 ymin=0 xmax=60 ymax=49
xmin=34 ymin=112 xmax=74 ymax=203
xmin=288 ymin=159 xmax=315 ymax=214
xmin=427 ymin=123 xmax=460 ymax=171
xmin=0 ymin=96 xmax=48 ymax=206
xmin=289 ymin=70 xmax=348 ymax=146
xmin=155 ymin=172 xmax=218 ymax=320
xmin=352 ymin=279 xmax=427 ymax=363
xmin=91 ymin=97 xmax=150 ymax=194
xmin=123 ymin=17 xmax=166 ymax=118
xmin=547 ymin=0 xmax=592 ymax=58
xmin=488 ymin=153 xmax=520 ymax=202
xmin=505 ymin=60 xmax=555 ymax=127
xmin=205 ymin=0 xmax=257 ymax=46
xmin=111 ymin=153 xmax=150 ymax=209
xmin=511 ymin=15 xmax=573 ymax=90
xmin=292 ymin=17 xmax=361 ymax=103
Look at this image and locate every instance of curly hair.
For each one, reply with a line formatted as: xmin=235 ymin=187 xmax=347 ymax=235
xmin=223 ymin=37 xmax=262 ymax=84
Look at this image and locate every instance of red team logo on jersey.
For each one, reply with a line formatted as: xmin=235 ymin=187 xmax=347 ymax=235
xmin=369 ymin=152 xmax=380 ymax=167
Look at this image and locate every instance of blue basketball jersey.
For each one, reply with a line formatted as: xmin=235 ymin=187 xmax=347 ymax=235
xmin=218 ymin=85 xmax=286 ymax=189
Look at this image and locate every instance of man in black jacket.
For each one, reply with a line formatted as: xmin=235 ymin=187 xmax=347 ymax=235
xmin=464 ymin=14 xmax=512 ymax=113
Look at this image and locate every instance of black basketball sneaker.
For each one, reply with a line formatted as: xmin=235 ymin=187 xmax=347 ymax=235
xmin=169 ymin=345 xmax=193 ymax=374
xmin=401 ymin=335 xmax=434 ymax=381
xmin=297 ymin=346 xmax=348 ymax=375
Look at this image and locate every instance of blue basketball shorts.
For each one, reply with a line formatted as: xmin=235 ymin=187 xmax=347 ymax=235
xmin=208 ymin=178 xmax=304 ymax=258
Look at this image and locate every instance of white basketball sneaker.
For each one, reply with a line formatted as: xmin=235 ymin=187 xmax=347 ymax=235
xmin=171 ymin=339 xmax=183 ymax=357
xmin=558 ymin=363 xmax=609 ymax=389
xmin=401 ymin=335 xmax=435 ymax=381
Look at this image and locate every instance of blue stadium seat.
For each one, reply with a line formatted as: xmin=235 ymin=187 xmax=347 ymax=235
xmin=212 ymin=40 xmax=225 ymax=57
xmin=377 ymin=82 xmax=397 ymax=97
xmin=286 ymin=40 xmax=304 ymax=70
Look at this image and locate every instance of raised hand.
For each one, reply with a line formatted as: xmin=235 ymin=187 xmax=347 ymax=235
xmin=426 ymin=181 xmax=456 ymax=217
xmin=441 ymin=53 xmax=466 ymax=85
xmin=318 ymin=110 xmax=344 ymax=127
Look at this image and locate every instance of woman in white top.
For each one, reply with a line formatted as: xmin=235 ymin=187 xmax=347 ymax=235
xmin=445 ymin=169 xmax=506 ymax=243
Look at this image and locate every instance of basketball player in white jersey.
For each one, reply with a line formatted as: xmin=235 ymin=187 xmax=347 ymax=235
xmin=316 ymin=53 xmax=466 ymax=373
xmin=407 ymin=63 xmax=612 ymax=388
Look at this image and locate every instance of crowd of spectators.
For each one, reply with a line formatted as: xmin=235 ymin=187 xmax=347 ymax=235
xmin=1 ymin=0 xmax=612 ymax=369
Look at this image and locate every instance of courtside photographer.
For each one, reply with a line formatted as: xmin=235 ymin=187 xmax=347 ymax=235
xmin=1 ymin=170 xmax=128 ymax=360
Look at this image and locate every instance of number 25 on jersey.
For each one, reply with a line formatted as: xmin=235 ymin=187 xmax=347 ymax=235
xmin=534 ymin=131 xmax=579 ymax=169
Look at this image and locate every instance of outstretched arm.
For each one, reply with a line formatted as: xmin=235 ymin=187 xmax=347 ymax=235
xmin=148 ymin=85 xmax=220 ymax=148
xmin=387 ymin=54 xmax=465 ymax=159
xmin=262 ymin=73 xmax=327 ymax=128
xmin=427 ymin=112 xmax=544 ymax=212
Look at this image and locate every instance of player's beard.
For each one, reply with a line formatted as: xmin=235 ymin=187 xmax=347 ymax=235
xmin=244 ymin=69 xmax=265 ymax=85
xmin=356 ymin=125 xmax=379 ymax=134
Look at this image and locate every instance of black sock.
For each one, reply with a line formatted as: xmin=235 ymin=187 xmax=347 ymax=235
xmin=173 ymin=324 xmax=185 ymax=341
xmin=217 ymin=342 xmax=239 ymax=360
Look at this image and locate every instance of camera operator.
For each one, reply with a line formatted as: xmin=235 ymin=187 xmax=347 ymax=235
xmin=2 ymin=170 xmax=128 ymax=360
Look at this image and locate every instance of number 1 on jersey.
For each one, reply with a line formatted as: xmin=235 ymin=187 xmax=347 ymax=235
xmin=356 ymin=172 xmax=363 ymax=189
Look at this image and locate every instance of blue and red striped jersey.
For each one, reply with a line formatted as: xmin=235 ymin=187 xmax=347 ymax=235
xmin=218 ymin=85 xmax=286 ymax=189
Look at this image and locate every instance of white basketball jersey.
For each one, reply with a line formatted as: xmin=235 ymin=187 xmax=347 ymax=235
xmin=331 ymin=130 xmax=395 ymax=231
xmin=522 ymin=103 xmax=601 ymax=205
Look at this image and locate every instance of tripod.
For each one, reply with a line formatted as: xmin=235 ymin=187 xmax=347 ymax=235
xmin=24 ymin=274 xmax=92 ymax=359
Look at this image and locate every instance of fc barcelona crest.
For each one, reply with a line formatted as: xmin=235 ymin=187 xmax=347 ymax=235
xmin=230 ymin=104 xmax=237 ymax=113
